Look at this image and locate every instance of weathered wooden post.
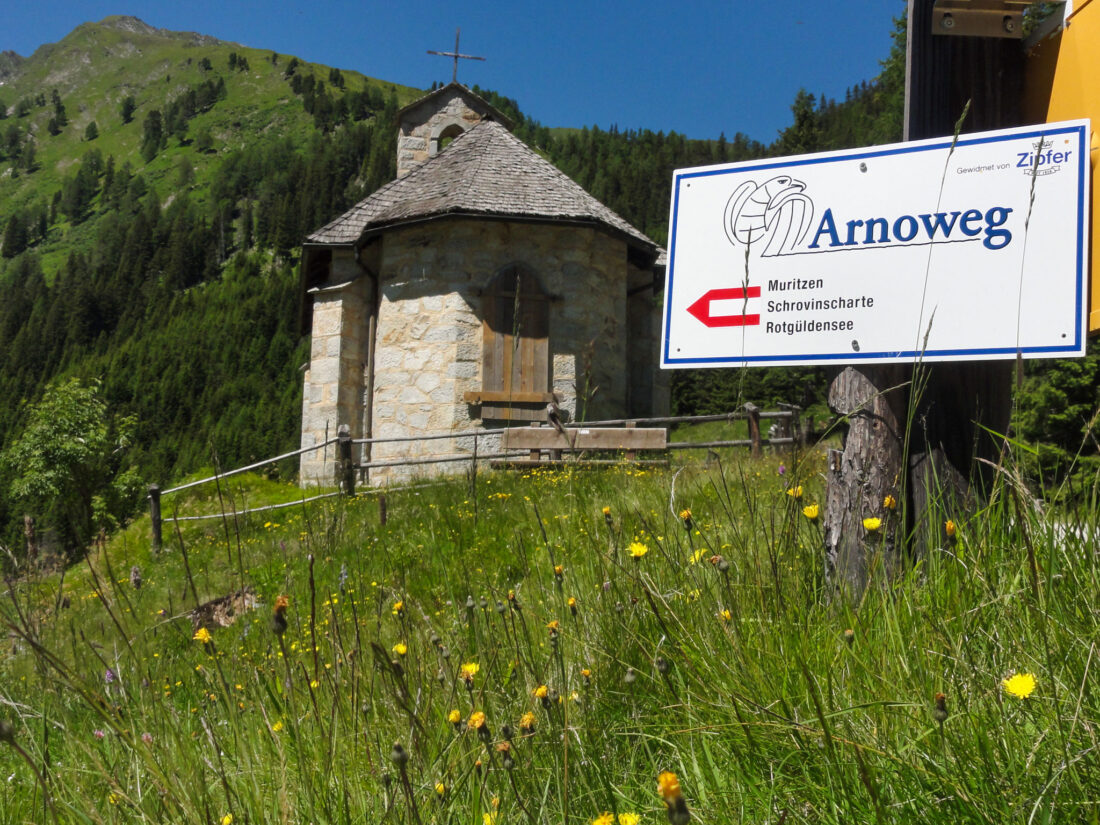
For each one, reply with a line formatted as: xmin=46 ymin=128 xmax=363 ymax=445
xmin=337 ymin=424 xmax=355 ymax=496
xmin=624 ymin=420 xmax=637 ymax=462
xmin=23 ymin=515 xmax=37 ymax=565
xmin=744 ymin=403 xmax=762 ymax=459
xmin=823 ymin=367 xmax=907 ymax=595
xmin=379 ymin=493 xmax=388 ymax=526
xmin=148 ymin=485 xmax=162 ymax=555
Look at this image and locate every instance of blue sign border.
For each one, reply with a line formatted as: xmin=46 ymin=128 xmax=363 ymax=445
xmin=662 ymin=123 xmax=1088 ymax=367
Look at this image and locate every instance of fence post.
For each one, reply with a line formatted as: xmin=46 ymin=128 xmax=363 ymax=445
xmin=744 ymin=403 xmax=762 ymax=459
xmin=148 ymin=485 xmax=162 ymax=555
xmin=379 ymin=494 xmax=388 ymax=526
xmin=337 ymin=425 xmax=355 ymax=496
xmin=624 ymin=420 xmax=637 ymax=462
xmin=24 ymin=514 xmax=37 ymax=565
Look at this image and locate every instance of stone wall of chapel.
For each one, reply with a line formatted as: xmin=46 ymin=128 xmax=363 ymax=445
xmin=300 ymin=248 xmax=372 ymax=485
xmin=366 ymin=219 xmax=629 ymax=484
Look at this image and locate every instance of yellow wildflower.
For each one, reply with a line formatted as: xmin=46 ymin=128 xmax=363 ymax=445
xmin=519 ymin=711 xmax=537 ymax=733
xmin=786 ymin=485 xmax=803 ymax=499
xmin=460 ymin=662 xmax=480 ymax=681
xmin=862 ymin=517 xmax=882 ymax=532
xmin=392 ymin=641 xmax=407 ymax=656
xmin=601 ymin=506 xmax=611 ymax=516
xmin=883 ymin=494 xmax=897 ymax=510
xmin=1003 ymin=672 xmax=1037 ymax=699
xmin=435 ymin=781 xmax=446 ymax=796
xmin=448 ymin=709 xmax=462 ymax=724
xmin=619 ymin=815 xmax=641 ymax=825
xmin=392 ymin=600 xmax=404 ymax=616
xmin=271 ymin=720 xmax=284 ymax=732
xmin=719 ymin=609 xmax=732 ymax=622
xmin=945 ymin=519 xmax=957 ymax=537
xmin=592 ymin=813 xmax=614 ymax=825
xmin=627 ymin=541 xmax=648 ymax=558
xmin=221 ymin=815 xmax=234 ymax=825
xmin=547 ymin=620 xmax=560 ymax=632
xmin=802 ymin=503 xmax=820 ymax=520
xmin=193 ymin=627 xmax=212 ymax=644
xmin=533 ymin=684 xmax=549 ymax=699
xmin=468 ymin=711 xmax=487 ymax=730
xmin=657 ymin=771 xmax=682 ymax=801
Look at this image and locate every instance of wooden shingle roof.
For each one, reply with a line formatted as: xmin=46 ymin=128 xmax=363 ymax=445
xmin=305 ymin=120 xmax=657 ymax=254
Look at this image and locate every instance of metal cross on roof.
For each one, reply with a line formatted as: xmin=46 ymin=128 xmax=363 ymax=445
xmin=427 ymin=28 xmax=486 ymax=84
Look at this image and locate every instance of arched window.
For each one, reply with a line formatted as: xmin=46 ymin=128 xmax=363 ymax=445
xmin=430 ymin=121 xmax=466 ymax=156
xmin=475 ymin=264 xmax=552 ymax=420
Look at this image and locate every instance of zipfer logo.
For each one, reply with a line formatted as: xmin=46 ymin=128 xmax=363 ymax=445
xmin=723 ymin=176 xmax=815 ymax=257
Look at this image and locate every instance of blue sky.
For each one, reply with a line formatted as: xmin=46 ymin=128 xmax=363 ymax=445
xmin=5 ymin=1 xmax=906 ymax=143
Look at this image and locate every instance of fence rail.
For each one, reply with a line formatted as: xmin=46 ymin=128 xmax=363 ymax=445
xmin=148 ymin=404 xmax=808 ymax=550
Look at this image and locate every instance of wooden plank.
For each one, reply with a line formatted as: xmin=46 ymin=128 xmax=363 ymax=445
xmin=501 ymin=427 xmax=667 ymax=451
xmin=464 ymin=390 xmax=556 ymax=404
xmin=491 ymin=458 xmax=670 ymax=468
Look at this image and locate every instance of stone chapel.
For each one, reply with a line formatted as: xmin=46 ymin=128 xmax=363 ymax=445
xmin=298 ymin=83 xmax=668 ymax=484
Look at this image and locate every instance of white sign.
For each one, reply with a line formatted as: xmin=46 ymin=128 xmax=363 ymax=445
xmin=661 ymin=120 xmax=1090 ymax=368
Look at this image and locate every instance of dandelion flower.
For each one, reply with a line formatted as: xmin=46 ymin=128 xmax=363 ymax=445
xmin=272 ymin=595 xmax=289 ymax=637
xmin=657 ymin=771 xmax=681 ymax=802
xmin=658 ymin=770 xmax=691 ymax=824
xmin=602 ymin=506 xmax=611 ymax=517
xmin=719 ymin=609 xmax=732 ymax=622
xmin=221 ymin=815 xmax=234 ymax=825
xmin=883 ymin=494 xmax=897 ymax=510
xmin=592 ymin=813 xmax=614 ymax=825
xmin=435 ymin=782 xmax=446 ymax=797
xmin=271 ymin=720 xmax=284 ymax=732
xmin=448 ymin=709 xmax=462 ymax=725
xmin=483 ymin=813 xmax=497 ymax=825
xmin=468 ymin=711 xmax=487 ymax=730
xmin=932 ymin=692 xmax=948 ymax=724
xmin=460 ymin=662 xmax=480 ymax=681
xmin=619 ymin=815 xmax=641 ymax=825
xmin=193 ymin=627 xmax=212 ymax=644
xmin=945 ymin=519 xmax=957 ymax=537
xmin=862 ymin=517 xmax=882 ymax=532
xmin=533 ymin=684 xmax=549 ymax=699
xmin=1003 ymin=672 xmax=1037 ymax=699
xmin=392 ymin=600 xmax=404 ymax=616
xmin=519 ymin=711 xmax=537 ymax=734
xmin=802 ymin=503 xmax=820 ymax=520
xmin=392 ymin=641 xmax=408 ymax=656
xmin=628 ymin=541 xmax=649 ymax=559
xmin=546 ymin=620 xmax=560 ymax=632
xmin=786 ymin=485 xmax=803 ymax=499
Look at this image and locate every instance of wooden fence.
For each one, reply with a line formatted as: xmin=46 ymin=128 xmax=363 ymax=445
xmin=147 ymin=404 xmax=809 ymax=552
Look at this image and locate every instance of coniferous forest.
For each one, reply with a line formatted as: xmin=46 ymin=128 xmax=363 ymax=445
xmin=0 ymin=13 xmax=1093 ymax=557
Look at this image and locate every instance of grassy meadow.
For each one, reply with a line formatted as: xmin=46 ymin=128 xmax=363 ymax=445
xmin=1 ymin=446 xmax=1098 ymax=824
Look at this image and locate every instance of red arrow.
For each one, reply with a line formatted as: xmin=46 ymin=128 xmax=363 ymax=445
xmin=687 ymin=287 xmax=761 ymax=328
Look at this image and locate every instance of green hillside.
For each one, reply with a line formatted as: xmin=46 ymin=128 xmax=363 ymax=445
xmin=0 ymin=15 xmax=419 ymax=278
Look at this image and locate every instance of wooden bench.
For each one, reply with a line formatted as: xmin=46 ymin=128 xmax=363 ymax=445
xmin=494 ymin=423 xmax=668 ymax=467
